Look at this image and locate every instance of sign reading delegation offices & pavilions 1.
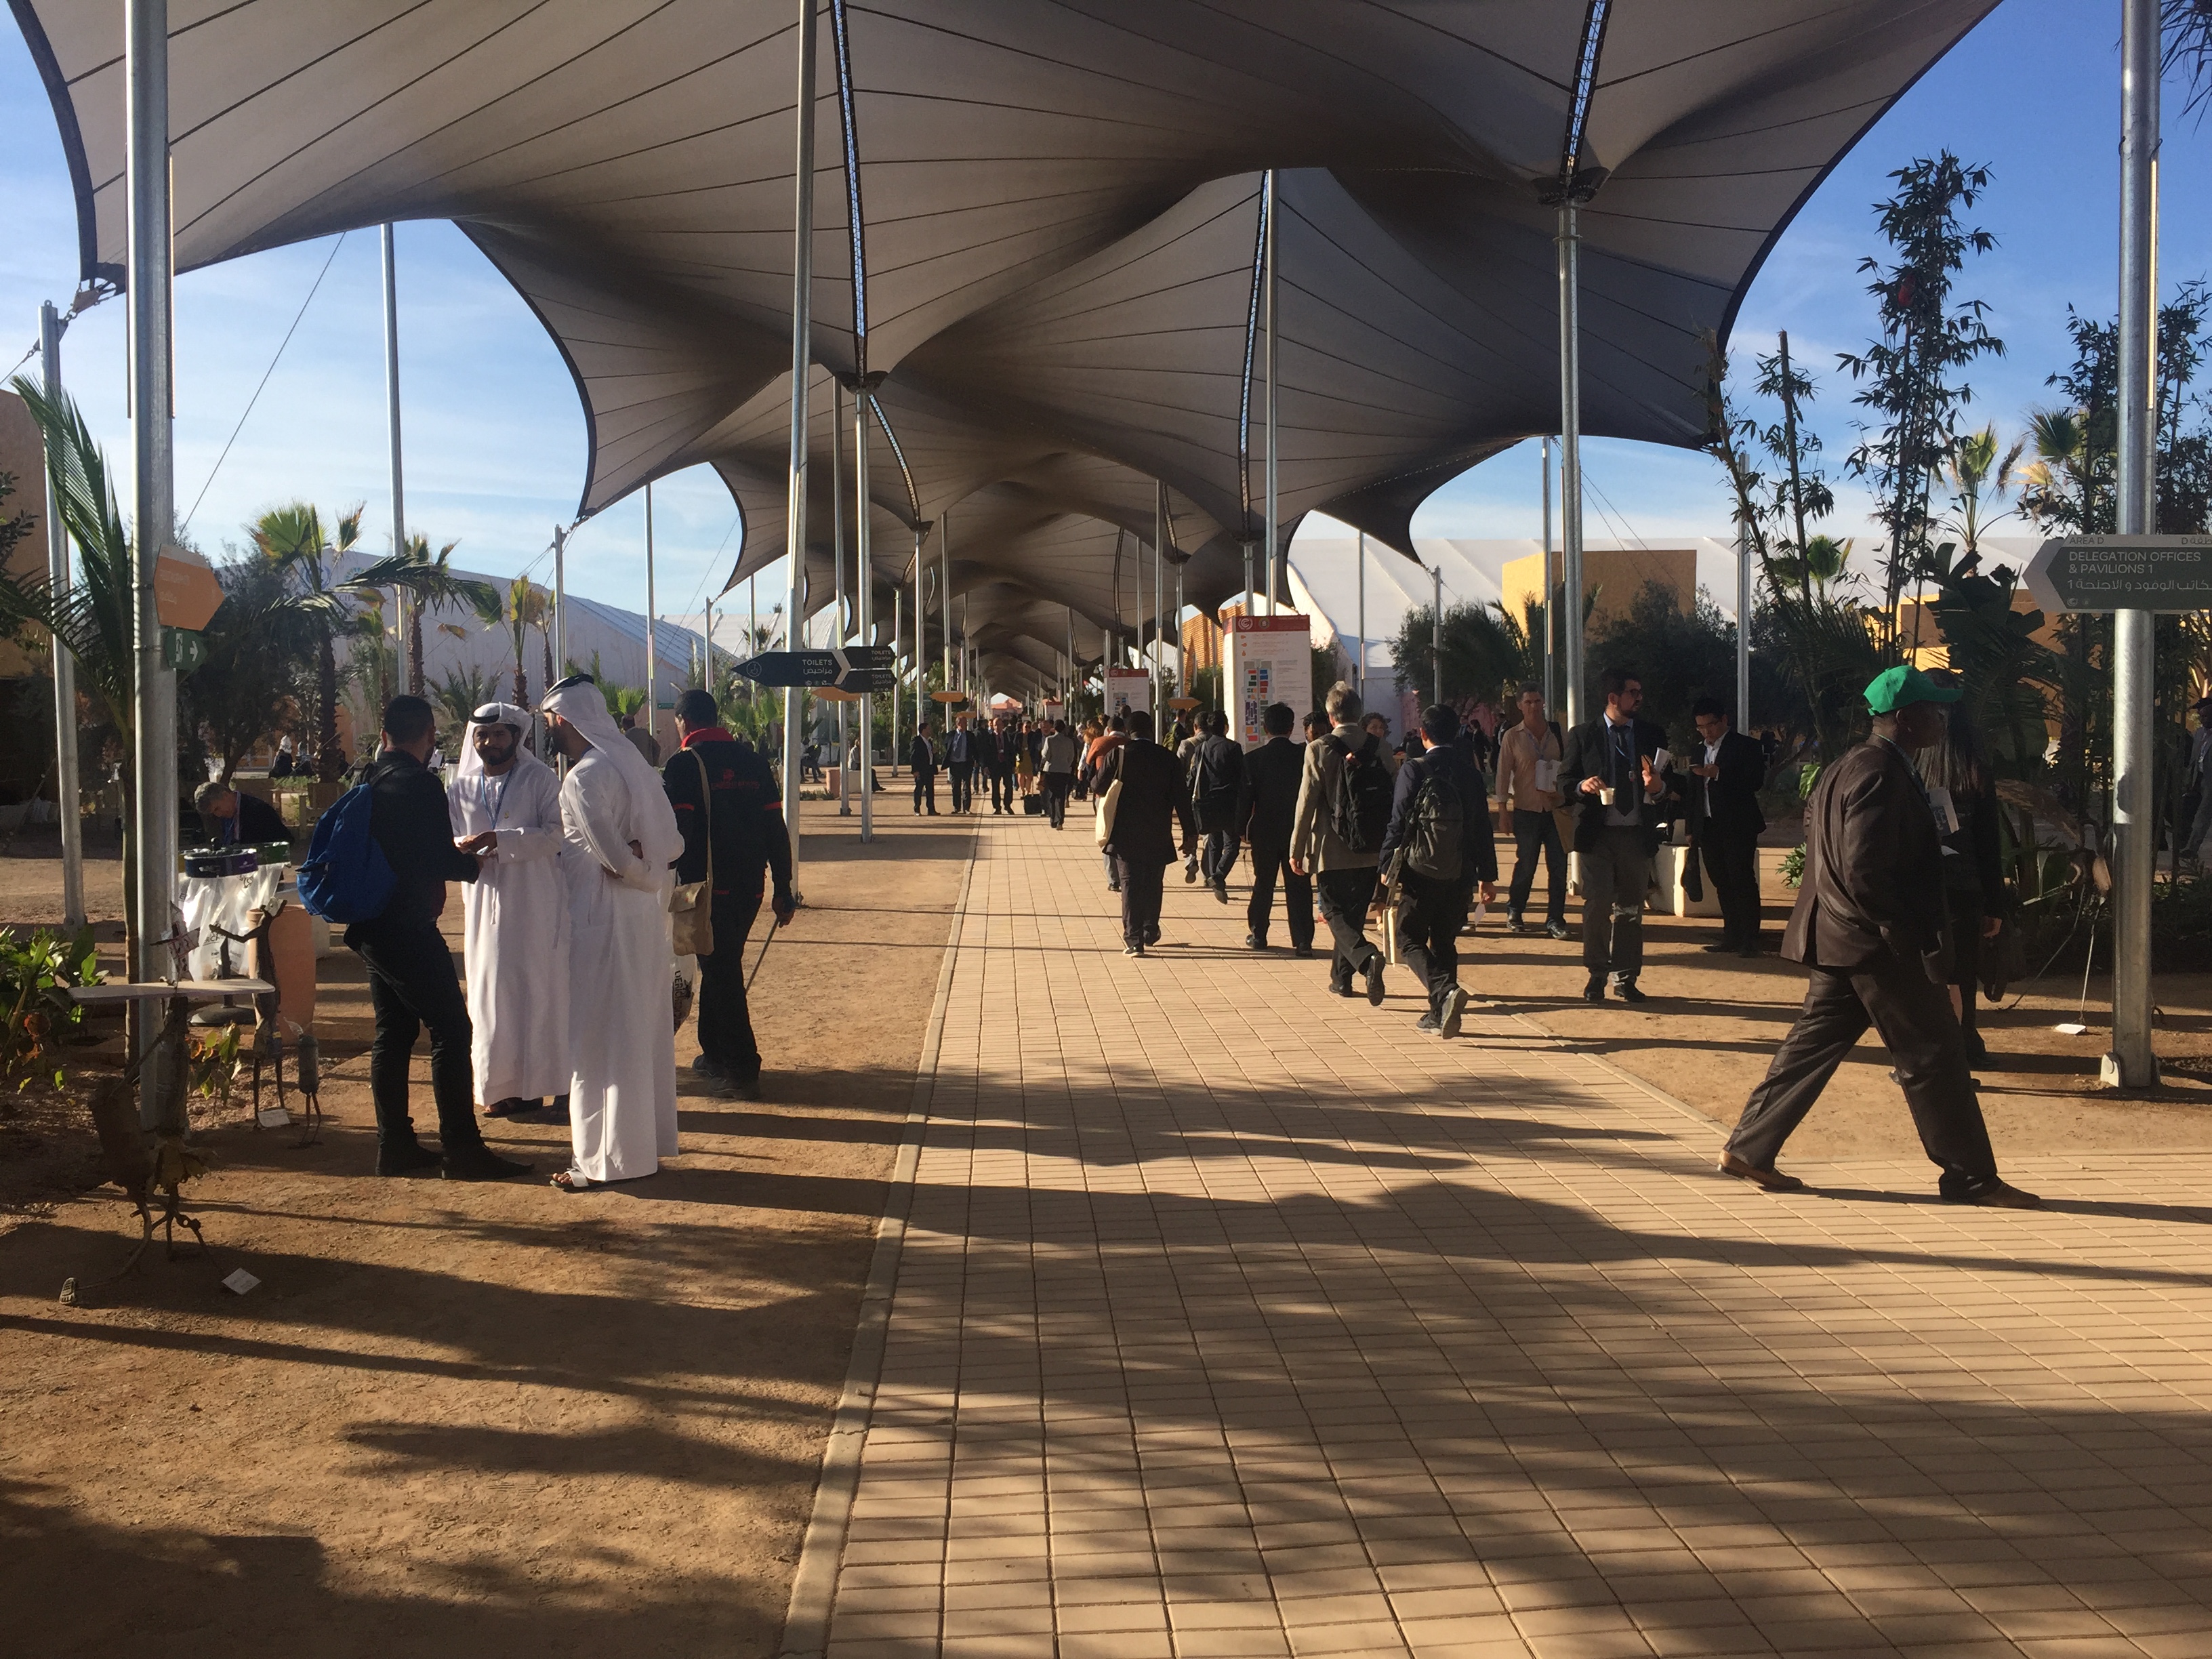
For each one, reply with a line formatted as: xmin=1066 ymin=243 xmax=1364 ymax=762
xmin=2024 ymin=535 xmax=2212 ymax=613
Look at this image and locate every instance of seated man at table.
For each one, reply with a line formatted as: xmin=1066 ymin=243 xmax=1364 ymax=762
xmin=195 ymin=780 xmax=291 ymax=848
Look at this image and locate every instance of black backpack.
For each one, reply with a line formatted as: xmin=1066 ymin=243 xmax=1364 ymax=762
xmin=1329 ymin=734 xmax=1395 ymax=854
xmin=1403 ymin=760 xmax=1467 ymax=882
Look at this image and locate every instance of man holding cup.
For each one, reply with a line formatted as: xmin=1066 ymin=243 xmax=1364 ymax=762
xmin=1557 ymin=668 xmax=1668 ymax=1004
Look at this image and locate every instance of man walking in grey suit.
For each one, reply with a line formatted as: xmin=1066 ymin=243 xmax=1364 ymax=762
xmin=1719 ymin=665 xmax=2038 ymax=1208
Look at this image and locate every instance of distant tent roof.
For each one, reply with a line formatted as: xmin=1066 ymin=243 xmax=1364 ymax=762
xmin=14 ymin=0 xmax=1999 ymax=687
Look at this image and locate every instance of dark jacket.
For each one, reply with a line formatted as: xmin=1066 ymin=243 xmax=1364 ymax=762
xmin=1187 ymin=734 xmax=1245 ymax=833
xmin=216 ymin=790 xmax=292 ymax=846
xmin=1235 ymin=736 xmax=1304 ymax=849
xmin=665 ymin=735 xmax=794 ymax=904
xmin=355 ymin=749 xmax=477 ymax=933
xmin=972 ymin=727 xmax=1002 ymax=772
xmin=1685 ymin=727 xmax=1768 ymax=840
xmin=908 ymin=733 xmax=938 ymax=775
xmin=1557 ymin=712 xmax=1669 ymax=853
xmin=1378 ymin=745 xmax=1498 ymax=887
xmin=1097 ymin=739 xmax=1195 ymax=865
xmin=1783 ymin=737 xmax=1945 ymax=972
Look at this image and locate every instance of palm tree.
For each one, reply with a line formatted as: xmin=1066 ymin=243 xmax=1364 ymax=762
xmin=248 ymin=502 xmax=366 ymax=781
xmin=1940 ymin=425 xmax=2025 ymax=558
xmin=2020 ymin=408 xmax=2093 ymax=531
xmin=392 ymin=533 xmax=501 ymax=694
xmin=504 ymin=577 xmax=550 ymax=705
xmin=432 ymin=663 xmax=497 ymax=747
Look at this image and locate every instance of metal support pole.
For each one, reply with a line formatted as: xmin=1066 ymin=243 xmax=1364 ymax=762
xmin=1242 ymin=543 xmax=1254 ymax=618
xmin=832 ymin=379 xmax=848 ymax=815
xmin=914 ymin=527 xmax=926 ymax=727
xmin=1431 ymin=566 xmax=1443 ymax=708
xmin=1541 ymin=435 xmax=1555 ymax=715
xmin=891 ymin=585 xmax=901 ymax=775
xmin=855 ymin=386 xmax=875 ymax=842
xmin=1152 ymin=490 xmax=1165 ymax=712
xmin=2108 ymin=0 xmax=2159 ymax=1088
xmin=552 ymin=524 xmax=567 ymax=683
xmin=1355 ymin=529 xmax=1366 ymax=705
xmin=382 ymin=223 xmax=415 ymax=693
xmin=941 ymin=514 xmax=954 ymax=694
xmin=1176 ymin=564 xmax=1186 ymax=700
xmin=643 ymin=483 xmax=658 ymax=752
xmin=1736 ymin=522 xmax=1752 ymax=731
xmin=781 ymin=0 xmax=818 ymax=897
xmin=1263 ymin=168 xmax=1279 ymax=618
xmin=127 ymin=0 xmax=178 ymax=1120
xmin=40 ymin=303 xmax=84 ymax=932
xmin=1557 ymin=204 xmax=1586 ymax=731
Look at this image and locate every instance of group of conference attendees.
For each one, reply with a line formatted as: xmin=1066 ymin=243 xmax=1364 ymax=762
xmin=921 ymin=663 xmax=2039 ymax=1210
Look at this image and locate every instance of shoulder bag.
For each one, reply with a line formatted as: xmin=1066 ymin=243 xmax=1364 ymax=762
xmin=669 ymin=749 xmax=714 ymax=956
xmin=1092 ymin=754 xmax=1124 ymax=849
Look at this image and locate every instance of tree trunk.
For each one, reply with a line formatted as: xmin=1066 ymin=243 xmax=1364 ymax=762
xmin=318 ymin=638 xmax=342 ymax=781
xmin=408 ymin=596 xmax=425 ymax=695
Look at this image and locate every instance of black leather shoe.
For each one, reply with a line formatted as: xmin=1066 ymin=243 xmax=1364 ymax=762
xmin=1717 ymin=1151 xmax=1805 ymax=1192
xmin=1504 ymin=918 xmax=1528 ymax=935
xmin=1124 ymin=943 xmax=1144 ymax=957
xmin=1700 ymin=941 xmax=1736 ymax=954
xmin=1616 ymin=981 xmax=1650 ymax=1004
xmin=375 ymin=1141 xmax=441 ymax=1177
xmin=1213 ymin=880 xmax=1230 ymax=904
xmin=1364 ymin=960 xmax=1387 ymax=1006
xmin=1582 ymin=977 xmax=1605 ymax=1004
xmin=1546 ymin=920 xmax=1571 ymax=941
xmin=1293 ymin=945 xmax=1315 ymax=959
xmin=1245 ymin=933 xmax=1267 ymax=949
xmin=1941 ymin=1174 xmax=2041 ymax=1208
xmin=1330 ymin=979 xmax=1355 ymax=998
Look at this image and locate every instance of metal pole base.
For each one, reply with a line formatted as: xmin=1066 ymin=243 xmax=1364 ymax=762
xmin=2098 ymin=1051 xmax=2160 ymax=1090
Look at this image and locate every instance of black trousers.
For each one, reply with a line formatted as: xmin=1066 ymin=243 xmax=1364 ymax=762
xmin=1114 ymin=856 xmax=1167 ymax=947
xmin=1945 ymin=890 xmax=1986 ymax=1041
xmin=1700 ymin=821 xmax=1763 ymax=947
xmin=697 ymin=890 xmax=765 ymax=1079
xmin=1042 ymin=774 xmax=1071 ymax=827
xmin=1508 ymin=809 xmax=1567 ymax=926
xmin=1725 ymin=956 xmax=1999 ymax=1183
xmin=1579 ymin=825 xmax=1650 ymax=985
xmin=1202 ymin=826 xmax=1239 ymax=884
xmin=1246 ymin=841 xmax=1313 ymax=949
xmin=1315 ymin=866 xmax=1382 ymax=987
xmin=350 ymin=921 xmax=484 ymax=1154
xmin=989 ymin=767 xmax=1016 ymax=811
xmin=1398 ymin=876 xmax=1474 ymax=1012
xmin=948 ymin=761 xmax=975 ymax=811
xmin=912 ymin=771 xmax=938 ymax=813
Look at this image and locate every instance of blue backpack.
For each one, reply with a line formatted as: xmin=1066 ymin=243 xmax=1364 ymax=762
xmin=296 ymin=782 xmax=396 ymax=924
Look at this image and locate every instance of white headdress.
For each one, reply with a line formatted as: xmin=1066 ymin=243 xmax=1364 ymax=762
xmin=453 ymin=701 xmax=541 ymax=789
xmin=541 ymin=677 xmax=684 ymax=867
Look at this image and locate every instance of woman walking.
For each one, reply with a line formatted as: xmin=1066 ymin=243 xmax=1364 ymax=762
xmin=1094 ymin=710 xmax=1195 ymax=956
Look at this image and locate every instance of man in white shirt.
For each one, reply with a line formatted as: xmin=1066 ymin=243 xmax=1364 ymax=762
xmin=449 ymin=703 xmax=571 ymax=1120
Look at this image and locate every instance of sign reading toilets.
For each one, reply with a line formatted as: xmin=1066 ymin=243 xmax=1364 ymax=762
xmin=1224 ymin=613 xmax=1313 ymax=745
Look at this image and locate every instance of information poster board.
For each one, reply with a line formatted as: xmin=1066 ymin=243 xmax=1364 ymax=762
xmin=1104 ymin=667 xmax=1151 ymax=720
xmin=1223 ymin=613 xmax=1313 ymax=745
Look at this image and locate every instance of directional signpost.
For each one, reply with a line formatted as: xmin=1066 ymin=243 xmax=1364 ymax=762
xmin=2023 ymin=535 xmax=2212 ymax=614
xmin=736 ymin=644 xmax=890 ymax=693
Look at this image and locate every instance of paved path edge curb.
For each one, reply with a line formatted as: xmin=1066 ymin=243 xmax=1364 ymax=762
xmin=775 ymin=832 xmax=977 ymax=1659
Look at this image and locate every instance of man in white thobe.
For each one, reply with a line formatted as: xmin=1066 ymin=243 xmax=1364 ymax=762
xmin=542 ymin=676 xmax=684 ymax=1191
xmin=449 ymin=703 xmax=571 ymax=1118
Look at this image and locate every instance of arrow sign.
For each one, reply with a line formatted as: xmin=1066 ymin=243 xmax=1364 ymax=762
xmin=736 ymin=645 xmax=890 ymax=691
xmin=2024 ymin=535 xmax=2212 ymax=614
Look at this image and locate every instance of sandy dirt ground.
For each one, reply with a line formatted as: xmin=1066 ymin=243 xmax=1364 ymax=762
xmin=0 ymin=802 xmax=967 ymax=1658
xmin=1492 ymin=847 xmax=2212 ymax=1164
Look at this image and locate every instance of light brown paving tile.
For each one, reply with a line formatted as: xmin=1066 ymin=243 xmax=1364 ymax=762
xmin=809 ymin=819 xmax=2212 ymax=1659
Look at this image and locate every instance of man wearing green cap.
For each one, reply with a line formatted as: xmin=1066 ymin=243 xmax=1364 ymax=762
xmin=1718 ymin=663 xmax=2039 ymax=1207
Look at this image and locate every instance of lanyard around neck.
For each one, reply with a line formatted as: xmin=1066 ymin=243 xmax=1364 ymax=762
xmin=478 ymin=766 xmax=514 ymax=827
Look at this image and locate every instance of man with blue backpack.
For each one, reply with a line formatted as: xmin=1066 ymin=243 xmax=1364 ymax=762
xmin=1378 ymin=704 xmax=1498 ymax=1038
xmin=302 ymin=695 xmax=531 ymax=1181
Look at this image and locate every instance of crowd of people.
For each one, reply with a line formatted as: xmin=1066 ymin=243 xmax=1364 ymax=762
xmin=343 ymin=684 xmax=792 ymax=1193
xmin=333 ymin=651 xmax=2038 ymax=1211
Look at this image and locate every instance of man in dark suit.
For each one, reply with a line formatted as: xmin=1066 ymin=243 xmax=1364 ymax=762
xmin=987 ymin=716 xmax=1019 ymax=813
xmin=1094 ymin=709 xmax=1195 ymax=956
xmin=946 ymin=715 xmax=977 ymax=813
xmin=1235 ymin=701 xmax=1313 ymax=956
xmin=909 ymin=722 xmax=940 ymax=815
xmin=1556 ymin=668 xmax=1668 ymax=1004
xmin=1719 ymin=665 xmax=2036 ymax=1207
xmin=1686 ymin=697 xmax=1767 ymax=957
xmin=1187 ymin=710 xmax=1245 ymax=903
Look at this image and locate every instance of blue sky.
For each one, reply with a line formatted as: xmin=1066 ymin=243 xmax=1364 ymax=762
xmin=1 ymin=0 xmax=2203 ymax=616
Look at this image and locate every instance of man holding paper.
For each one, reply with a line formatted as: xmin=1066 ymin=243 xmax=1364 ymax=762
xmin=1556 ymin=668 xmax=1668 ymax=1004
xmin=1494 ymin=682 xmax=1568 ymax=939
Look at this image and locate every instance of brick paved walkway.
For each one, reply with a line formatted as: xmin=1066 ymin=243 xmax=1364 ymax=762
xmin=804 ymin=816 xmax=2212 ymax=1659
